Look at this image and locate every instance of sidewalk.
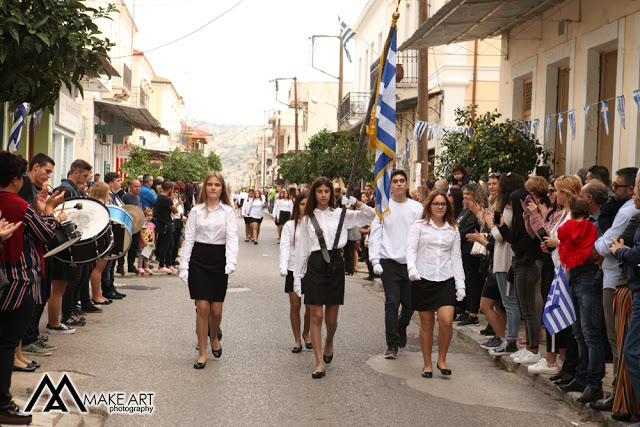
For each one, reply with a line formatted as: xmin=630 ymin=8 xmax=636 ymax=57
xmin=362 ymin=271 xmax=630 ymax=427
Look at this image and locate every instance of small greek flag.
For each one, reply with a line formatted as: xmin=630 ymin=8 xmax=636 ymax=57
xmin=338 ymin=16 xmax=356 ymax=63
xmin=584 ymin=104 xmax=592 ymax=128
xmin=370 ymin=26 xmax=397 ymax=220
xmin=601 ymin=100 xmax=610 ymax=135
xmin=617 ymin=95 xmax=626 ymax=130
xmin=8 ymin=103 xmax=28 ymax=152
xmin=557 ymin=112 xmax=563 ymax=145
xmin=542 ymin=266 xmax=576 ymax=335
xmin=633 ymin=90 xmax=640 ymax=114
xmin=533 ymin=119 xmax=539 ymax=142
xmin=545 ymin=115 xmax=552 ymax=145
xmin=568 ymin=110 xmax=576 ymax=141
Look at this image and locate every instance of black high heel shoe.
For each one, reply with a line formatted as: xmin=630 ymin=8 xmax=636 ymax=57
xmin=312 ymin=370 xmax=326 ymax=379
xmin=194 ymin=361 xmax=206 ymax=369
xmin=421 ymin=371 xmax=433 ymax=378
xmin=323 ymin=353 xmax=333 ymax=364
xmin=212 ymin=344 xmax=222 ymax=358
xmin=436 ymin=364 xmax=451 ymax=376
xmin=292 ymin=345 xmax=302 ymax=353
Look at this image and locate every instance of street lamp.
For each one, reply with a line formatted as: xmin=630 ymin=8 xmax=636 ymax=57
xmin=310 ymin=97 xmax=338 ymax=111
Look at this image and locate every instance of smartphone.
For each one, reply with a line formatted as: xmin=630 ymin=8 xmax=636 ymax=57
xmin=524 ymin=194 xmax=532 ymax=214
xmin=536 ymin=227 xmax=548 ymax=240
xmin=494 ymin=211 xmax=501 ymax=225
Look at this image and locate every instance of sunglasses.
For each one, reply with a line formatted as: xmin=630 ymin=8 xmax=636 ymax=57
xmin=489 ymin=172 xmax=501 ymax=178
xmin=613 ymin=183 xmax=633 ymax=189
xmin=547 ymin=189 xmax=556 ymax=194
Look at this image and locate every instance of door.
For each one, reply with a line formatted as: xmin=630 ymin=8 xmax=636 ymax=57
xmin=597 ymin=49 xmax=617 ymax=171
xmin=555 ymin=67 xmax=569 ymax=174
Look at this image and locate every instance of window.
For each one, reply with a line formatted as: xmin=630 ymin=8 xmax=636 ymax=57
xmin=522 ymin=79 xmax=532 ymax=121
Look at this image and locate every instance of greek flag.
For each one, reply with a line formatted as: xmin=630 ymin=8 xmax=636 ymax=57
xmin=533 ymin=119 xmax=539 ymax=141
xmin=568 ymin=110 xmax=576 ymax=141
xmin=338 ymin=16 xmax=356 ymax=63
xmin=556 ymin=112 xmax=563 ymax=145
xmin=617 ymin=95 xmax=626 ymax=130
xmin=584 ymin=104 xmax=592 ymax=127
xmin=601 ymin=100 xmax=610 ymax=135
xmin=543 ymin=267 xmax=576 ymax=335
xmin=371 ymin=27 xmax=397 ymax=220
xmin=633 ymin=90 xmax=640 ymax=114
xmin=545 ymin=115 xmax=552 ymax=145
xmin=7 ymin=103 xmax=27 ymax=152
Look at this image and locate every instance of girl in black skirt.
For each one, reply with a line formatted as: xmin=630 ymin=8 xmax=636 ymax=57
xmin=294 ymin=177 xmax=376 ymax=378
xmin=279 ymin=193 xmax=312 ymax=352
xmin=406 ymin=190 xmax=466 ymax=378
xmin=242 ymin=189 xmax=254 ymax=242
xmin=179 ymin=171 xmax=238 ymax=369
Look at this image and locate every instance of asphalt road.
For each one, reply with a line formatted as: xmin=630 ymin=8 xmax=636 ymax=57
xmin=37 ymin=216 xmax=595 ymax=426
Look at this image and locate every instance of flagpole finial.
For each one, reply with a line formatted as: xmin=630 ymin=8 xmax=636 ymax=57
xmin=392 ymin=12 xmax=400 ymax=22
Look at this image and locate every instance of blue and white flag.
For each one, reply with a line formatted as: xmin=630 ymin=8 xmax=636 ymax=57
xmin=338 ymin=16 xmax=356 ymax=63
xmin=617 ymin=95 xmax=626 ymax=130
xmin=584 ymin=104 xmax=592 ymax=128
xmin=556 ymin=112 xmax=563 ymax=145
xmin=370 ymin=26 xmax=397 ymax=221
xmin=545 ymin=115 xmax=552 ymax=145
xmin=525 ymin=120 xmax=532 ymax=136
xmin=568 ymin=110 xmax=576 ymax=141
xmin=7 ymin=103 xmax=28 ymax=152
xmin=543 ymin=267 xmax=576 ymax=335
xmin=533 ymin=119 xmax=539 ymax=142
xmin=601 ymin=100 xmax=610 ymax=135
xmin=633 ymin=90 xmax=640 ymax=114
xmin=418 ymin=121 xmax=428 ymax=139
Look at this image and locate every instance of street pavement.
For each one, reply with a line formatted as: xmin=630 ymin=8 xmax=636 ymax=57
xmin=15 ymin=215 xmax=598 ymax=426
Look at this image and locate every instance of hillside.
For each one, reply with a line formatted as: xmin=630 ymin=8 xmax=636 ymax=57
xmin=190 ymin=121 xmax=263 ymax=190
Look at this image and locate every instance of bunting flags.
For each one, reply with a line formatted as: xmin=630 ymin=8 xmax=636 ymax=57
xmin=533 ymin=119 xmax=539 ymax=141
xmin=617 ymin=95 xmax=626 ymax=130
xmin=584 ymin=104 xmax=591 ymax=128
xmin=8 ymin=103 xmax=28 ymax=152
xmin=543 ymin=267 xmax=576 ymax=335
xmin=557 ymin=112 xmax=563 ymax=145
xmin=545 ymin=116 xmax=552 ymax=145
xmin=601 ymin=100 xmax=610 ymax=135
xmin=338 ymin=16 xmax=356 ymax=63
xmin=634 ymin=90 xmax=640 ymax=114
xmin=568 ymin=110 xmax=576 ymax=141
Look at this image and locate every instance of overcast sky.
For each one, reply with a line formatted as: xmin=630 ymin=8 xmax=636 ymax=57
xmin=131 ymin=0 xmax=365 ymax=125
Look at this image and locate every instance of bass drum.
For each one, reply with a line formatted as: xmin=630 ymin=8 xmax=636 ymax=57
xmin=53 ymin=197 xmax=113 ymax=265
xmin=103 ymin=205 xmax=134 ymax=260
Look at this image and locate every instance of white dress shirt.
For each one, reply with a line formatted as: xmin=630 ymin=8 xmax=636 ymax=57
xmin=248 ymin=198 xmax=265 ymax=219
xmin=405 ymin=219 xmax=465 ymax=290
xmin=180 ymin=202 xmax=238 ymax=270
xmin=294 ymin=204 xmax=376 ymax=279
xmin=275 ymin=199 xmax=293 ymax=220
xmin=368 ymin=198 xmax=423 ymax=265
xmin=280 ymin=220 xmax=302 ymax=272
xmin=240 ymin=191 xmax=248 ymax=201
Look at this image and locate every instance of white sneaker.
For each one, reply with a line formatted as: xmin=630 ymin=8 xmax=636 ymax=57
xmin=527 ymin=358 xmax=560 ymax=375
xmin=509 ymin=347 xmax=527 ymax=359
xmin=514 ymin=350 xmax=541 ymax=364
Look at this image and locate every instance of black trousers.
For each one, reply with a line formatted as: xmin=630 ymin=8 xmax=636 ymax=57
xmin=155 ymin=230 xmax=173 ymax=268
xmin=0 ymin=296 xmax=34 ymax=406
xmin=62 ymin=263 xmax=93 ymax=316
xmin=380 ymin=259 xmax=413 ymax=347
xmin=463 ymin=254 xmax=485 ymax=314
xmin=170 ymin=219 xmax=183 ymax=266
xmin=127 ymin=232 xmax=140 ymax=270
xmin=101 ymin=259 xmax=115 ymax=295
xmin=24 ymin=259 xmax=51 ymax=346
xmin=343 ymin=241 xmax=356 ymax=275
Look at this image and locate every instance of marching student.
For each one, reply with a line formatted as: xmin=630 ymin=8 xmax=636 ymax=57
xmin=242 ymin=189 xmax=254 ymax=242
xmin=274 ymin=189 xmax=294 ymax=242
xmin=248 ymin=189 xmax=266 ymax=245
xmin=279 ymin=193 xmax=312 ymax=353
xmin=368 ymin=170 xmax=423 ymax=359
xmin=294 ymin=177 xmax=376 ymax=378
xmin=406 ymin=189 xmax=465 ymax=378
xmin=179 ymin=172 xmax=238 ymax=369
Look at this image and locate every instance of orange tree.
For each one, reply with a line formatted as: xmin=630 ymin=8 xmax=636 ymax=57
xmin=434 ymin=105 xmax=553 ymax=181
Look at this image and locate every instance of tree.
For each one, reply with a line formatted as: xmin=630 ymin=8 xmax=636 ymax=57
xmin=118 ymin=146 xmax=154 ymax=180
xmin=434 ymin=105 xmax=553 ymax=181
xmin=207 ymin=151 xmax=222 ymax=172
xmin=278 ymin=129 xmax=373 ymax=185
xmin=160 ymin=148 xmax=222 ymax=182
xmin=0 ymin=1 xmax=116 ymax=114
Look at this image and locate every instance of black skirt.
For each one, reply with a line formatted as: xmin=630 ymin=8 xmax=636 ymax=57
xmin=302 ymin=250 xmax=345 ymax=306
xmin=412 ymin=277 xmax=456 ymax=311
xmin=188 ymin=243 xmax=227 ymax=302
xmin=278 ymin=211 xmax=291 ymax=226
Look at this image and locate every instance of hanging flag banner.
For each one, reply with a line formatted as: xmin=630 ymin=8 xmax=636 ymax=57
xmin=7 ymin=103 xmax=28 ymax=152
xmin=633 ymin=90 xmax=640 ymax=114
xmin=568 ymin=110 xmax=576 ymax=141
xmin=617 ymin=95 xmax=626 ymax=129
xmin=525 ymin=121 xmax=531 ymax=136
xmin=545 ymin=116 xmax=552 ymax=145
xmin=584 ymin=104 xmax=591 ymax=128
xmin=601 ymin=101 xmax=610 ymax=136
xmin=533 ymin=119 xmax=539 ymax=142
xmin=557 ymin=112 xmax=564 ymax=145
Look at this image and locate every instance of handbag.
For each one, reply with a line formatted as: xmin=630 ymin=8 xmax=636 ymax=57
xmin=470 ymin=233 xmax=488 ymax=257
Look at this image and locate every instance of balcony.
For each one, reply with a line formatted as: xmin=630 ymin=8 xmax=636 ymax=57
xmin=339 ymin=92 xmax=369 ymax=128
xmin=130 ymin=88 xmax=150 ymax=109
xmin=107 ymin=63 xmax=132 ymax=101
xmin=397 ymin=49 xmax=418 ymax=84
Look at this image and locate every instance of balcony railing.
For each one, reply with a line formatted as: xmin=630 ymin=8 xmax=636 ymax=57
xmin=130 ymin=88 xmax=149 ymax=109
xmin=112 ymin=62 xmax=132 ymax=93
xmin=339 ymin=92 xmax=369 ymax=125
xmin=397 ymin=49 xmax=418 ymax=84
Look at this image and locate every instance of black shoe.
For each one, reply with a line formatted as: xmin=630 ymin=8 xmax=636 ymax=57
xmin=312 ymin=370 xmax=326 ymax=379
xmin=81 ymin=304 xmax=103 ymax=313
xmin=303 ymin=336 xmax=312 ymax=349
xmin=13 ymin=364 xmax=37 ymax=372
xmin=480 ymin=324 xmax=495 ymax=336
xmin=0 ymin=401 xmax=32 ymax=424
xmin=384 ymin=346 xmax=398 ymax=359
xmin=116 ymin=266 xmax=125 ymax=276
xmin=364 ymin=275 xmax=374 ymax=281
xmin=193 ymin=361 xmax=206 ymax=369
xmin=323 ymin=353 xmax=333 ymax=364
xmin=549 ymin=369 xmax=566 ymax=382
xmin=454 ymin=313 xmax=469 ymax=323
xmin=457 ymin=316 xmax=479 ymax=326
xmin=91 ymin=299 xmax=111 ymax=305
xmin=114 ymin=291 xmax=126 ymax=298
xmin=577 ymin=386 xmax=604 ymax=403
xmin=104 ymin=291 xmax=124 ymax=300
xmin=554 ymin=374 xmax=574 ymax=385
xmin=292 ymin=346 xmax=302 ymax=353
xmin=437 ymin=364 xmax=451 ymax=376
xmin=559 ymin=379 xmax=586 ymax=393
xmin=212 ymin=344 xmax=222 ymax=358
xmin=128 ymin=267 xmax=140 ymax=274
xmin=612 ymin=412 xmax=633 ymax=421
xmin=421 ymin=371 xmax=433 ymax=378
xmin=589 ymin=394 xmax=615 ymax=411
xmin=27 ymin=360 xmax=40 ymax=369
xmin=399 ymin=326 xmax=408 ymax=348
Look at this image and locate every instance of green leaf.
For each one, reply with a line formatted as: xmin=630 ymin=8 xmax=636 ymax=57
xmin=6 ymin=25 xmax=18 ymax=43
xmin=35 ymin=32 xmax=49 ymax=47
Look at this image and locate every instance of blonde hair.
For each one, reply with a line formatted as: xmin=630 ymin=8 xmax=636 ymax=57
xmin=524 ymin=176 xmax=549 ymax=199
xmin=89 ymin=182 xmax=110 ymax=204
xmin=197 ymin=171 xmax=232 ymax=207
xmin=554 ymin=175 xmax=583 ymax=205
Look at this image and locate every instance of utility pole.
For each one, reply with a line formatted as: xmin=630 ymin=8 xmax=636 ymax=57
xmin=417 ymin=0 xmax=429 ymax=190
xmin=471 ymin=39 xmax=478 ymax=120
xmin=294 ymin=77 xmax=299 ymax=154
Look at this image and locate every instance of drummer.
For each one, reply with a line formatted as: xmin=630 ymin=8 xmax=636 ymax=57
xmin=102 ymin=172 xmax=127 ymax=297
xmin=122 ymin=180 xmax=143 ymax=275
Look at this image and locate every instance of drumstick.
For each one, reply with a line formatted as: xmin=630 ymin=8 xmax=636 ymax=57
xmin=54 ymin=202 xmax=83 ymax=212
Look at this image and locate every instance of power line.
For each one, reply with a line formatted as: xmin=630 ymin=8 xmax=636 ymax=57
xmin=111 ymin=0 xmax=246 ymax=59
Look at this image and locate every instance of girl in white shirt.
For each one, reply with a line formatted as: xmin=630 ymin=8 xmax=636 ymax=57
xmin=294 ymin=176 xmax=376 ymax=378
xmin=249 ymin=189 xmax=266 ymax=245
xmin=406 ymin=189 xmax=465 ymax=378
xmin=279 ymin=193 xmax=312 ymax=353
xmin=241 ymin=189 xmax=254 ymax=243
xmin=275 ymin=190 xmax=294 ymax=242
xmin=179 ymin=171 xmax=238 ymax=370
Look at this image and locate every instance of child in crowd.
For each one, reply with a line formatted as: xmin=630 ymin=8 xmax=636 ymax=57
xmin=138 ymin=208 xmax=156 ymax=274
xmin=449 ymin=164 xmax=472 ymax=188
xmin=557 ymin=198 xmax=597 ymax=269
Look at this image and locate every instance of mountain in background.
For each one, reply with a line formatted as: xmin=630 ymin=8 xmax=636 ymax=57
xmin=190 ymin=121 xmax=263 ymax=190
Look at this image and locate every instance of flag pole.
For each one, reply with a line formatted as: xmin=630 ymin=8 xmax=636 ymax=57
xmin=331 ymin=3 xmax=401 ymax=250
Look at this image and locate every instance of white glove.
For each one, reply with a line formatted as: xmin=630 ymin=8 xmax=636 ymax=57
xmin=456 ymin=288 xmax=466 ymax=302
xmin=225 ymin=263 xmax=236 ymax=275
xmin=408 ymin=268 xmax=420 ymax=282
xmin=179 ymin=269 xmax=189 ymax=284
xmin=341 ymin=195 xmax=357 ymax=208
xmin=373 ymin=263 xmax=383 ymax=275
xmin=279 ymin=267 xmax=288 ymax=277
xmin=293 ymin=277 xmax=302 ymax=297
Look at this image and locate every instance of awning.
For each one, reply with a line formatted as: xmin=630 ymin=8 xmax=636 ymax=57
xmin=399 ymin=0 xmax=566 ymax=51
xmin=94 ymin=99 xmax=169 ymax=135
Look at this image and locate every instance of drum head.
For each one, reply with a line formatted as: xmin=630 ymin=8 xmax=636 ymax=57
xmin=63 ymin=197 xmax=111 ymax=241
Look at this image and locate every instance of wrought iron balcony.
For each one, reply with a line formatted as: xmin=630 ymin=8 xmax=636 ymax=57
xmin=339 ymin=92 xmax=369 ymax=126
